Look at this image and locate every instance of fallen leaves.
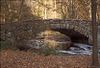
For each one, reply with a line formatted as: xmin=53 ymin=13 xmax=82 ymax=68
xmin=0 ymin=50 xmax=100 ymax=68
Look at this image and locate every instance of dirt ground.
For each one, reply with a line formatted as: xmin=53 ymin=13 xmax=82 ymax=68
xmin=0 ymin=50 xmax=100 ymax=68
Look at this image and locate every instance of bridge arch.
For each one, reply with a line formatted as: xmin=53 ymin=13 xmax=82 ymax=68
xmin=50 ymin=28 xmax=89 ymax=44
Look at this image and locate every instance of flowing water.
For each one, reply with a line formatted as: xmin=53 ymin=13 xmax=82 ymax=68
xmin=58 ymin=43 xmax=92 ymax=55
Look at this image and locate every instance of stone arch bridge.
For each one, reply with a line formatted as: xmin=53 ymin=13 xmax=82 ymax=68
xmin=0 ymin=19 xmax=92 ymax=44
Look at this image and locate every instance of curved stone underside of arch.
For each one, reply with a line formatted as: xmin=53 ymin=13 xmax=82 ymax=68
xmin=50 ymin=28 xmax=89 ymax=44
xmin=42 ymin=20 xmax=91 ymax=38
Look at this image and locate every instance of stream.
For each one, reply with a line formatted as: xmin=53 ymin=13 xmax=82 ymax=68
xmin=58 ymin=43 xmax=93 ymax=55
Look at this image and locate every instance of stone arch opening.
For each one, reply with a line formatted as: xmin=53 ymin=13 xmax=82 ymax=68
xmin=50 ymin=28 xmax=89 ymax=44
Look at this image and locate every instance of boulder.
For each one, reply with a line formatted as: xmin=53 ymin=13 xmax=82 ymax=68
xmin=37 ymin=30 xmax=72 ymax=50
xmin=16 ymin=39 xmax=44 ymax=50
xmin=16 ymin=30 xmax=72 ymax=51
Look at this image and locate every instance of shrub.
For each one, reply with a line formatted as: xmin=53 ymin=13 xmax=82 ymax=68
xmin=0 ymin=40 xmax=18 ymax=51
xmin=40 ymin=46 xmax=59 ymax=56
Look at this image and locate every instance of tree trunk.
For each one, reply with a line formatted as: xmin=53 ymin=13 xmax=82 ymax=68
xmin=91 ymin=0 xmax=99 ymax=67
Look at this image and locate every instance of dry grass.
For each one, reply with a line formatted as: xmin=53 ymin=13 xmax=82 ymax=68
xmin=0 ymin=50 xmax=100 ymax=68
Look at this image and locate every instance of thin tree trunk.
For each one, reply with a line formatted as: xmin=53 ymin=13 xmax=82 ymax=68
xmin=18 ymin=0 xmax=24 ymax=22
xmin=91 ymin=0 xmax=99 ymax=67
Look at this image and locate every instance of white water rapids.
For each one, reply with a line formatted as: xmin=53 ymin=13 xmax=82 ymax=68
xmin=58 ymin=43 xmax=100 ymax=55
xmin=58 ymin=43 xmax=93 ymax=55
